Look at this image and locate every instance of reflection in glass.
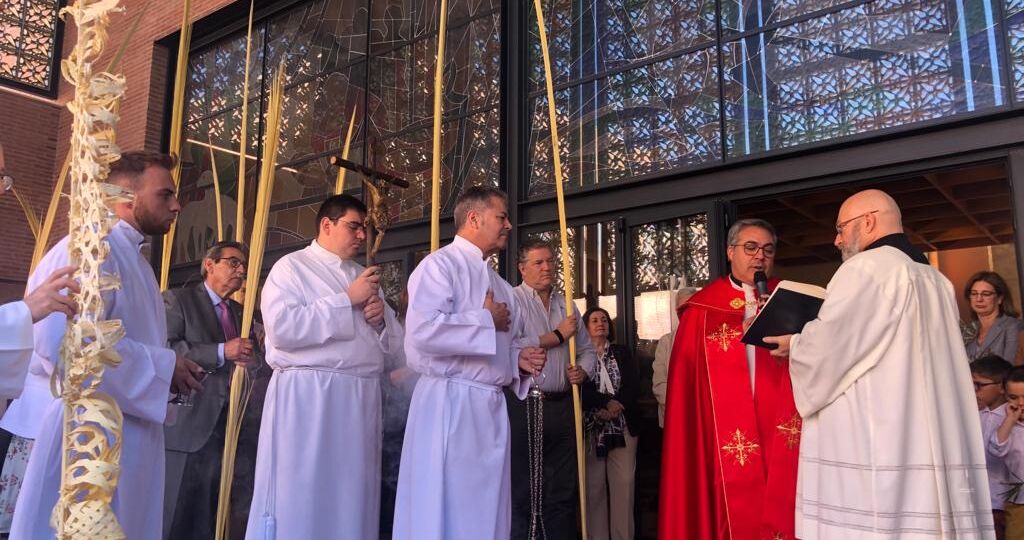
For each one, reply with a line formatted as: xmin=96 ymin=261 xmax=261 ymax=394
xmin=724 ymin=0 xmax=1006 ymax=157
xmin=527 ymin=0 xmax=717 ymax=90
xmin=528 ymin=49 xmax=720 ymax=197
xmin=631 ymin=213 xmax=711 ymax=342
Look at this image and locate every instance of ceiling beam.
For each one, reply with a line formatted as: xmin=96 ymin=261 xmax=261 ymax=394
xmin=924 ymin=173 xmax=999 ymax=244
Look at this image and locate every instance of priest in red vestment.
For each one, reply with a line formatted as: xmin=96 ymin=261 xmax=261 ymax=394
xmin=659 ymin=218 xmax=801 ymax=540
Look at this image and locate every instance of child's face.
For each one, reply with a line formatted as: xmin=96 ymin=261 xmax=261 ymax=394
xmin=975 ymin=373 xmax=1005 ymax=409
xmin=1004 ymin=381 xmax=1024 ymax=414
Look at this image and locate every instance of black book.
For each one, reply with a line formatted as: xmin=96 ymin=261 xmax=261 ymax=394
xmin=741 ymin=280 xmax=827 ymax=349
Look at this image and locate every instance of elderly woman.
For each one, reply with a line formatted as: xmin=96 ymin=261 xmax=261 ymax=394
xmin=581 ymin=307 xmax=639 ymax=540
xmin=964 ymin=271 xmax=1024 ymax=364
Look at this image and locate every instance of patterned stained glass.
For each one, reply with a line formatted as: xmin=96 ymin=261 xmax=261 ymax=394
xmin=1008 ymin=0 xmax=1024 ymax=99
xmin=631 ymin=213 xmax=710 ymax=294
xmin=0 ymin=0 xmax=60 ymax=92
xmin=528 ymin=48 xmax=720 ymax=197
xmin=187 ymin=31 xmax=266 ymax=122
xmin=723 ymin=0 xmax=1007 ymax=157
xmin=370 ymin=0 xmax=499 ymax=47
xmin=375 ymin=105 xmax=500 ymax=221
xmin=527 ymin=0 xmax=717 ymax=91
xmin=263 ymin=0 xmax=368 ymax=80
xmin=368 ymin=14 xmax=501 ymax=137
xmin=178 ymin=0 xmax=501 ymax=265
xmin=722 ymin=0 xmax=854 ymax=34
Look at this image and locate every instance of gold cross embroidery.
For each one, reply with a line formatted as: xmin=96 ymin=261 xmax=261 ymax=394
xmin=776 ymin=414 xmax=801 ymax=450
xmin=721 ymin=429 xmax=760 ymax=467
xmin=772 ymin=533 xmax=785 ymax=540
xmin=729 ymin=297 xmax=745 ymax=309
xmin=707 ymin=323 xmax=741 ymax=352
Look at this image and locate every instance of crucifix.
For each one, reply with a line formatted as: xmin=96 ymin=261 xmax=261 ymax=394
xmin=329 ymin=155 xmax=409 ymax=265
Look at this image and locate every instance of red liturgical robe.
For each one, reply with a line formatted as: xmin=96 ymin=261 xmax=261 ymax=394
xmin=659 ymin=276 xmax=800 ymax=540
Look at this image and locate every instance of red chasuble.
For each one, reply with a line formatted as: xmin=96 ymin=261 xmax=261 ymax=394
xmin=658 ymin=276 xmax=800 ymax=540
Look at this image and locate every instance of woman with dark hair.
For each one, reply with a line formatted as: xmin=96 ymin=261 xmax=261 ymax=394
xmin=964 ymin=271 xmax=1024 ymax=364
xmin=581 ymin=307 xmax=638 ymax=540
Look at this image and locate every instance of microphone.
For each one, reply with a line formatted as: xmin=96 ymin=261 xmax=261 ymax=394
xmin=754 ymin=271 xmax=769 ymax=307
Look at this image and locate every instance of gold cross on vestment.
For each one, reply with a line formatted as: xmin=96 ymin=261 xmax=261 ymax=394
xmin=721 ymin=429 xmax=760 ymax=467
xmin=772 ymin=533 xmax=785 ymax=540
xmin=776 ymin=414 xmax=802 ymax=450
xmin=707 ymin=323 xmax=741 ymax=352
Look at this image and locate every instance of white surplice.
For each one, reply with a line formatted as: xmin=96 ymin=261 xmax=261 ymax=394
xmin=393 ymin=235 xmax=530 ymax=540
xmin=0 ymin=301 xmax=32 ymax=402
xmin=789 ymin=245 xmax=993 ymax=539
xmin=10 ymin=220 xmax=176 ymax=540
xmin=1 ymin=240 xmax=78 ymax=440
xmin=246 ymin=240 xmax=402 ymax=540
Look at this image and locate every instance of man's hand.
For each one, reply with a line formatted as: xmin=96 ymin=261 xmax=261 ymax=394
xmin=1008 ymin=404 xmax=1024 ymax=425
xmin=484 ymin=289 xmax=510 ymax=332
xmin=224 ymin=337 xmax=255 ymax=367
xmin=364 ymin=294 xmax=385 ymax=330
xmin=172 ymin=355 xmax=205 ymax=394
xmin=347 ymin=266 xmax=380 ymax=306
xmin=596 ymin=409 xmax=613 ymax=421
xmin=566 ymin=365 xmax=586 ymax=385
xmin=763 ymin=334 xmax=792 ymax=357
xmin=556 ymin=313 xmax=578 ymax=340
xmin=518 ymin=347 xmax=546 ymax=376
xmin=24 ymin=265 xmax=80 ymax=323
xmin=999 ymin=402 xmax=1024 ymax=443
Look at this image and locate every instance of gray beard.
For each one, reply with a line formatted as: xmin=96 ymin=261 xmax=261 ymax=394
xmin=840 ymin=230 xmax=862 ymax=261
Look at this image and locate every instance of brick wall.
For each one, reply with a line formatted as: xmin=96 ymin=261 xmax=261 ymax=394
xmin=0 ymin=0 xmax=234 ymax=302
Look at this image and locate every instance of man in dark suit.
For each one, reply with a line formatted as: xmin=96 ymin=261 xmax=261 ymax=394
xmin=162 ymin=240 xmax=256 ymax=539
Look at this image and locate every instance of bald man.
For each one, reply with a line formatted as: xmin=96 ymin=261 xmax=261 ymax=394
xmin=766 ymin=189 xmax=992 ymax=539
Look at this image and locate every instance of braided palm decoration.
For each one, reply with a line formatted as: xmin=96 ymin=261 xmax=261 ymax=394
xmin=50 ymin=0 xmax=129 ymax=537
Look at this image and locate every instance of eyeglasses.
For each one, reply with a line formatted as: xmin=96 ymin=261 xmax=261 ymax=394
xmin=331 ymin=217 xmax=367 ymax=233
xmin=969 ymin=291 xmax=997 ymax=299
xmin=835 ymin=210 xmax=879 ymax=234
xmin=216 ymin=257 xmax=246 ymax=269
xmin=975 ymin=381 xmax=1001 ymax=390
xmin=730 ymin=242 xmax=776 ymax=257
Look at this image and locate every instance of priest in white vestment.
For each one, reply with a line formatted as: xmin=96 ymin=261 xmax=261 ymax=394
xmin=10 ymin=152 xmax=205 ymax=540
xmin=393 ymin=186 xmax=546 ymax=540
xmin=766 ymin=189 xmax=994 ymax=539
xmin=246 ymin=194 xmax=403 ymax=540
xmin=0 ymin=266 xmax=77 ymax=401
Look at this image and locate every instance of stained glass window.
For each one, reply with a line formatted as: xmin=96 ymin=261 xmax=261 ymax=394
xmin=528 ymin=0 xmax=1010 ymax=196
xmin=725 ymin=0 xmax=1006 ymax=157
xmin=1007 ymin=0 xmax=1024 ymax=99
xmin=175 ymin=0 xmax=502 ymax=264
xmin=527 ymin=0 xmax=721 ymax=198
xmin=0 ymin=0 xmax=61 ymax=93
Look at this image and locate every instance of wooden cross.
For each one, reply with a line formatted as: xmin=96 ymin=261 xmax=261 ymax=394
xmin=721 ymin=429 xmax=759 ymax=467
xmin=707 ymin=323 xmax=741 ymax=352
xmin=776 ymin=414 xmax=802 ymax=450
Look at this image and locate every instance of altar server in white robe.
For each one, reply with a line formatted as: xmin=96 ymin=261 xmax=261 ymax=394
xmin=0 ymin=267 xmax=79 ymax=534
xmin=0 ymin=266 xmax=78 ymax=401
xmin=10 ymin=152 xmax=206 ymax=540
xmin=246 ymin=194 xmax=403 ymax=540
xmin=393 ymin=186 xmax=547 ymax=540
xmin=766 ymin=189 xmax=993 ymax=539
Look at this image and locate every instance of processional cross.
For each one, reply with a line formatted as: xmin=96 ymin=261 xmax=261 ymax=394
xmin=329 ymin=155 xmax=409 ymax=265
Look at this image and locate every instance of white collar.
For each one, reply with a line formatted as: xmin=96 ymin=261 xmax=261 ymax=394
xmin=308 ymin=239 xmax=349 ymax=266
xmin=452 ymin=235 xmax=485 ymax=260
